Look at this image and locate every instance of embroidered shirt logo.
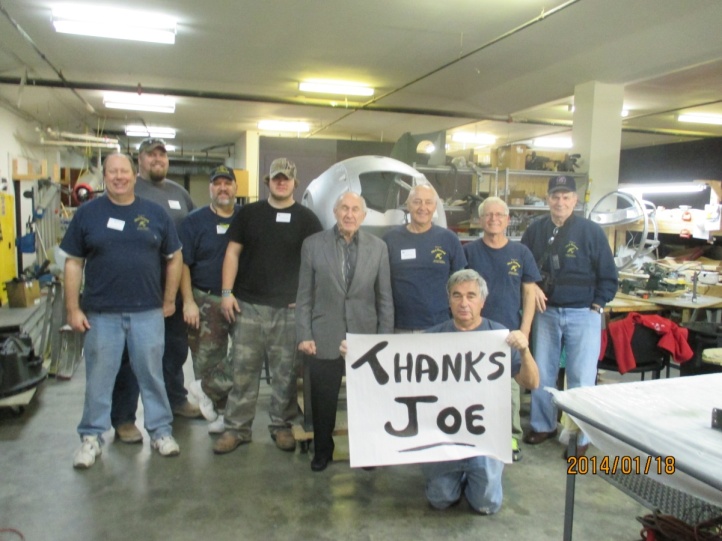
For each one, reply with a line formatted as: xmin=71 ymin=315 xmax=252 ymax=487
xmin=507 ymin=259 xmax=521 ymax=276
xmin=431 ymin=246 xmax=447 ymax=264
xmin=565 ymin=241 xmax=579 ymax=258
xmin=135 ymin=215 xmax=150 ymax=230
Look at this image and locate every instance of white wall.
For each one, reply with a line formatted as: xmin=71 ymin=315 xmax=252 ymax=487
xmin=0 ymin=106 xmax=84 ymax=272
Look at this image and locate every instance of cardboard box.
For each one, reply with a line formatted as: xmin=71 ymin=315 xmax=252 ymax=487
xmin=496 ymin=144 xmax=528 ymax=170
xmin=4 ymin=280 xmax=41 ymax=308
xmin=509 ymin=191 xmax=526 ymax=206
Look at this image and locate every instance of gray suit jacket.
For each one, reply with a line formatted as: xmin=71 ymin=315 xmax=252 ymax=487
xmin=295 ymin=228 xmax=394 ymax=360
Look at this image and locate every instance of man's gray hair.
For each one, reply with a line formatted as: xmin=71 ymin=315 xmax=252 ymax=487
xmin=333 ymin=191 xmax=367 ymax=212
xmin=478 ymin=196 xmax=509 ymax=217
xmin=446 ymin=269 xmax=488 ymax=300
xmin=406 ymin=182 xmax=439 ymax=204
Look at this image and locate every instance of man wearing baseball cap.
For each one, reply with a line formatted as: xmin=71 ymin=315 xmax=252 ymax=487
xmin=178 ymin=165 xmax=240 ymax=436
xmin=520 ymin=175 xmax=617 ymax=458
xmin=111 ymin=138 xmax=199 ymax=446
xmin=214 ymin=158 xmax=322 ymax=454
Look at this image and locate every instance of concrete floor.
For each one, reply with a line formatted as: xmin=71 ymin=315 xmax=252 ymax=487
xmin=0 ymin=363 xmax=650 ymax=541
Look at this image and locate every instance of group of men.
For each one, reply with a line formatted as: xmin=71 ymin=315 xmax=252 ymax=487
xmin=62 ymin=145 xmax=617 ymax=515
xmin=62 ymin=144 xmax=323 ymax=469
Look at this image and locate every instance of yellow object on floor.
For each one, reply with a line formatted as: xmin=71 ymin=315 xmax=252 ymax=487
xmin=702 ymin=348 xmax=722 ymax=366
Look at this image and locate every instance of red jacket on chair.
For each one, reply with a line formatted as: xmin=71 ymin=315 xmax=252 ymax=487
xmin=599 ymin=312 xmax=694 ymax=374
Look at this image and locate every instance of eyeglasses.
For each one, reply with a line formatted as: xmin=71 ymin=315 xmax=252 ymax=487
xmin=482 ymin=212 xmax=508 ymax=219
xmin=548 ymin=226 xmax=560 ymax=245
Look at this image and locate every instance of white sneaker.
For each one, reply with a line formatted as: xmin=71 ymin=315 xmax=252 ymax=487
xmin=189 ymin=380 xmax=218 ymax=421
xmin=73 ymin=436 xmax=101 ymax=469
xmin=152 ymin=435 xmax=180 ymax=457
xmin=208 ymin=415 xmax=225 ymax=434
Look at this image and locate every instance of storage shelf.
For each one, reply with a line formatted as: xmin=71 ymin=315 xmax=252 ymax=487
xmin=508 ymin=205 xmax=549 ymax=211
xmin=500 ymin=169 xmax=589 ymax=237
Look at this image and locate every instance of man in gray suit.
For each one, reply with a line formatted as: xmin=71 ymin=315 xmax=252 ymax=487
xmin=296 ymin=191 xmax=394 ymax=472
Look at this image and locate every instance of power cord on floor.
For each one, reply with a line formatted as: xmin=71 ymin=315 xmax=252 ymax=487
xmin=637 ymin=511 xmax=722 ymax=541
xmin=0 ymin=528 xmax=25 ymax=541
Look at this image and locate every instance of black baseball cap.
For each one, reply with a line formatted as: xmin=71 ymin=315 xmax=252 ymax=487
xmin=547 ymin=175 xmax=577 ymax=194
xmin=209 ymin=165 xmax=236 ymax=182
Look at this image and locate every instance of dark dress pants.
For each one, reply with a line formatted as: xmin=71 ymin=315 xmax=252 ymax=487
xmin=308 ymin=356 xmax=345 ymax=459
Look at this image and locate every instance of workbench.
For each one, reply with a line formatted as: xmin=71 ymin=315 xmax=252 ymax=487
xmin=605 ymin=293 xmax=665 ymax=314
xmin=553 ymin=374 xmax=722 ymax=540
xmin=607 ymin=290 xmax=722 ymax=323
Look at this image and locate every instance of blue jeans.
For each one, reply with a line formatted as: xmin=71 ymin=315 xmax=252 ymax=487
xmin=78 ymin=310 xmax=173 ymax=442
xmin=110 ymin=298 xmax=189 ymax=425
xmin=530 ymin=306 xmax=601 ymax=445
xmin=422 ymin=456 xmax=504 ymax=514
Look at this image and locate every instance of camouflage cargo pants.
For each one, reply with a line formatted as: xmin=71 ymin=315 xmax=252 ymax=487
xmin=187 ymin=288 xmax=233 ymax=409
xmin=223 ymin=301 xmax=298 ymax=439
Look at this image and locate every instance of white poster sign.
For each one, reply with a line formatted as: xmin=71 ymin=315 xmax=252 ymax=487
xmin=345 ymin=331 xmax=512 ymax=468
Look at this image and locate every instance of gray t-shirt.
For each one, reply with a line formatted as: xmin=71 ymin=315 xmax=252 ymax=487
xmin=134 ymin=176 xmax=195 ymax=227
xmin=425 ymin=318 xmax=520 ymax=376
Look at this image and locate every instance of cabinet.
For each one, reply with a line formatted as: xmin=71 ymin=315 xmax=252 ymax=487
xmin=0 ymin=192 xmax=16 ymax=305
xmin=497 ymin=169 xmax=589 ymax=239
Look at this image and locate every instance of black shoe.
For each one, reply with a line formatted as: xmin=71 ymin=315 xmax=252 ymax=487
xmin=311 ymin=454 xmax=332 ymax=472
xmin=563 ymin=443 xmax=589 ymax=460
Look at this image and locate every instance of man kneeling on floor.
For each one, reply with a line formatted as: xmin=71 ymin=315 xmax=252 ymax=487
xmin=422 ymin=269 xmax=539 ymax=514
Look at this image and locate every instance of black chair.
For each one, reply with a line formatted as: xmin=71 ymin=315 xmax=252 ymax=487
xmin=598 ymin=323 xmax=671 ymax=380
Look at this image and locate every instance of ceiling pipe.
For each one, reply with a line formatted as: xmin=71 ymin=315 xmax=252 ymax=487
xmin=40 ymin=139 xmax=120 ymax=149
xmin=0 ymin=2 xmax=96 ymax=114
xmin=0 ymin=76 xmax=482 ymax=121
xmin=45 ymin=129 xmax=118 ymax=144
xmin=307 ymin=0 xmax=584 ymax=136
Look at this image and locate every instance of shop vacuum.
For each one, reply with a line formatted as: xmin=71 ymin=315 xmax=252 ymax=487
xmin=0 ymin=332 xmax=47 ymax=399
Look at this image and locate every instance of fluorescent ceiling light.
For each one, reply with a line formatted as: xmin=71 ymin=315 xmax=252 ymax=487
xmin=620 ymin=184 xmax=707 ymax=195
xmin=532 ymin=136 xmax=573 ymax=149
xmin=52 ymin=6 xmax=177 ymax=44
xmin=125 ymin=125 xmax=176 ymax=139
xmin=451 ymin=132 xmax=496 ymax=146
xmin=299 ymin=81 xmax=374 ymax=97
xmin=677 ymin=113 xmax=722 ymax=125
xmin=104 ymin=92 xmax=176 ymax=113
xmin=258 ymin=120 xmax=311 ymax=132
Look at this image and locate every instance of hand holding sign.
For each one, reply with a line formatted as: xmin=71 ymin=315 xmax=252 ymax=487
xmin=345 ymin=331 xmax=513 ymax=468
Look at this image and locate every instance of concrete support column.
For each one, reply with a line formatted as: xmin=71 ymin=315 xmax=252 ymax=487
xmin=572 ymin=81 xmax=624 ymax=211
xmin=234 ymin=130 xmax=260 ymax=201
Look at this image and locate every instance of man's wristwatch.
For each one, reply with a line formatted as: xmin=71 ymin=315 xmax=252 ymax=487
xmin=591 ymin=304 xmax=604 ymax=314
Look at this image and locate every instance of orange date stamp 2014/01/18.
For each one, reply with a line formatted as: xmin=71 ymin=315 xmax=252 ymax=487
xmin=567 ymin=455 xmax=676 ymax=476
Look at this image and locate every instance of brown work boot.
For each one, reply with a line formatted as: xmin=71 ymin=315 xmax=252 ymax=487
xmin=212 ymin=431 xmax=250 ymax=455
xmin=272 ymin=428 xmax=296 ymax=451
xmin=115 ymin=422 xmax=143 ymax=444
xmin=172 ymin=400 xmax=201 ymax=419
